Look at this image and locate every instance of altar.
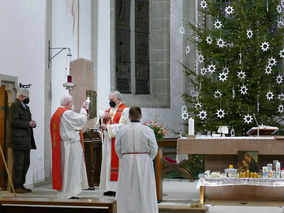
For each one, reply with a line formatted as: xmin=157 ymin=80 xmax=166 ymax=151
xmin=177 ymin=136 xmax=284 ymax=203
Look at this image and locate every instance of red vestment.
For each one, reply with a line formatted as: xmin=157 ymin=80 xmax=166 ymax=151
xmin=105 ymin=104 xmax=127 ymax=181
xmin=50 ymin=107 xmax=85 ymax=190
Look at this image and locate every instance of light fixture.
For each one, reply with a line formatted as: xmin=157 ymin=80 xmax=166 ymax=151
xmin=48 ymin=40 xmax=72 ymax=68
xmin=19 ymin=83 xmax=32 ymax=88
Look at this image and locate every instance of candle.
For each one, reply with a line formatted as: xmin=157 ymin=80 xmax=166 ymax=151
xmin=67 ymin=75 xmax=72 ymax=83
xmin=188 ymin=117 xmax=194 ymax=136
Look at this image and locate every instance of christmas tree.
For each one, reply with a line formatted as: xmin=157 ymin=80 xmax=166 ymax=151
xmin=183 ymin=0 xmax=284 ymax=135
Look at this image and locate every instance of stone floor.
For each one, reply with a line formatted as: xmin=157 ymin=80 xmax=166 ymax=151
xmin=1 ymin=179 xmax=284 ymax=212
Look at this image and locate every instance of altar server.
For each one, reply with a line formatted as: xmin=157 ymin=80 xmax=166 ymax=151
xmin=50 ymin=94 xmax=88 ymax=199
xmin=99 ymin=91 xmax=129 ymax=196
xmin=115 ymin=106 xmax=158 ymax=213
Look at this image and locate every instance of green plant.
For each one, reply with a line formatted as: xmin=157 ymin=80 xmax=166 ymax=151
xmin=144 ymin=120 xmax=167 ymax=141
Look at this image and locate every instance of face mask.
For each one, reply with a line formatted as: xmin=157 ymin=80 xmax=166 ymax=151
xmin=23 ymin=98 xmax=30 ymax=104
xmin=109 ymin=101 xmax=116 ymax=108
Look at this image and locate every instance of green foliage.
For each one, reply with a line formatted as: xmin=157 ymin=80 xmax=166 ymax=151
xmin=183 ymin=0 xmax=284 ymax=135
xmin=144 ymin=120 xmax=167 ymax=141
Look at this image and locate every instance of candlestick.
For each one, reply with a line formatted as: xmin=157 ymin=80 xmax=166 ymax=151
xmin=188 ymin=117 xmax=195 ymax=136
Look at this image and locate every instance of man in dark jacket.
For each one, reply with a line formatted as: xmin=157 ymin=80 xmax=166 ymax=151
xmin=9 ymin=88 xmax=36 ymax=193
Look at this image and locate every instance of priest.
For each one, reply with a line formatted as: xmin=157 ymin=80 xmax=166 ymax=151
xmin=50 ymin=94 xmax=88 ymax=199
xmin=99 ymin=91 xmax=129 ymax=196
xmin=115 ymin=106 xmax=158 ymax=213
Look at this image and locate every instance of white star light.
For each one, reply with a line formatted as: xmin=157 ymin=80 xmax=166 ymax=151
xmin=214 ymin=90 xmax=222 ymax=99
xmin=206 ymin=35 xmax=213 ymax=45
xmin=208 ymin=64 xmax=216 ymax=73
xmin=214 ymin=19 xmax=223 ymax=29
xmin=278 ymin=104 xmax=284 ymax=114
xmin=179 ymin=26 xmax=185 ymax=34
xmin=200 ymin=67 xmax=207 ymax=76
xmin=225 ymin=6 xmax=234 ymax=15
xmin=217 ymin=38 xmax=226 ymax=48
xmin=276 ymin=75 xmax=283 ymax=84
xmin=237 ymin=71 xmax=246 ymax=80
xmin=244 ymin=114 xmax=253 ymax=124
xmin=277 ymin=4 xmax=282 ymax=13
xmin=260 ymin=41 xmax=270 ymax=52
xmin=268 ymin=57 xmax=277 ymax=66
xmin=247 ymin=29 xmax=253 ymax=39
xmin=218 ymin=72 xmax=228 ymax=82
xmin=280 ymin=49 xmax=284 ymax=59
xmin=278 ymin=93 xmax=284 ymax=101
xmin=181 ymin=111 xmax=189 ymax=120
xmin=200 ymin=0 xmax=207 ymax=9
xmin=240 ymin=85 xmax=248 ymax=95
xmin=185 ymin=45 xmax=191 ymax=54
xmin=181 ymin=105 xmax=188 ymax=112
xmin=198 ymin=54 xmax=204 ymax=63
xmin=216 ymin=109 xmax=225 ymax=119
xmin=265 ymin=66 xmax=272 ymax=75
xmin=223 ymin=67 xmax=230 ymax=74
xmin=266 ymin=91 xmax=274 ymax=101
xmin=198 ymin=110 xmax=207 ymax=120
xmin=195 ymin=102 xmax=202 ymax=109
xmin=278 ymin=20 xmax=284 ymax=28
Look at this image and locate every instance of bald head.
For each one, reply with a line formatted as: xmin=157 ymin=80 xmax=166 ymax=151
xmin=61 ymin=94 xmax=73 ymax=109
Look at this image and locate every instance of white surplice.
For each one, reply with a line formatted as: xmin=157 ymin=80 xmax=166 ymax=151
xmin=99 ymin=103 xmax=129 ymax=191
xmin=115 ymin=122 xmax=158 ymax=213
xmin=57 ymin=107 xmax=89 ymax=199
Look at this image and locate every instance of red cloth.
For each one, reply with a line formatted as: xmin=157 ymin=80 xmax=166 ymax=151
xmin=105 ymin=104 xmax=127 ymax=181
xmin=50 ymin=107 xmax=85 ymax=190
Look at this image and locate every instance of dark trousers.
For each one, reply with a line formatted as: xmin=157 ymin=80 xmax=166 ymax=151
xmin=12 ymin=149 xmax=30 ymax=188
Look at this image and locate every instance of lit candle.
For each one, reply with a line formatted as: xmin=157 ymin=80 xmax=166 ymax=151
xmin=188 ymin=117 xmax=194 ymax=136
xmin=67 ymin=75 xmax=72 ymax=83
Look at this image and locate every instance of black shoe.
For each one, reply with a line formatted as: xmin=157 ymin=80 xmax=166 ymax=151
xmin=69 ymin=196 xmax=80 ymax=199
xmin=103 ymin=191 xmax=116 ymax=196
xmin=14 ymin=187 xmax=27 ymax=193
xmin=22 ymin=186 xmax=32 ymax=193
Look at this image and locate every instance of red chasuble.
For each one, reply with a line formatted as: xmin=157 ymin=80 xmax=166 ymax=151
xmin=50 ymin=107 xmax=85 ymax=190
xmin=105 ymin=104 xmax=127 ymax=181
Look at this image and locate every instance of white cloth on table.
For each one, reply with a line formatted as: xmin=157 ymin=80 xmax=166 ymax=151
xmin=115 ymin=122 xmax=158 ymax=213
xmin=57 ymin=107 xmax=88 ymax=199
xmin=99 ymin=104 xmax=129 ymax=191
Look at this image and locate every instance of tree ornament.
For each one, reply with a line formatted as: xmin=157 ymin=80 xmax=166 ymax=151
xmin=223 ymin=67 xmax=230 ymax=74
xmin=279 ymin=49 xmax=284 ymax=58
xmin=206 ymin=35 xmax=213 ymax=44
xmin=225 ymin=6 xmax=234 ymax=15
xmin=276 ymin=75 xmax=283 ymax=84
xmin=244 ymin=114 xmax=253 ymax=124
xmin=216 ymin=109 xmax=225 ymax=119
xmin=181 ymin=105 xmax=188 ymax=112
xmin=268 ymin=57 xmax=277 ymax=66
xmin=277 ymin=4 xmax=282 ymax=13
xmin=247 ymin=29 xmax=253 ymax=39
xmin=200 ymin=67 xmax=207 ymax=76
xmin=218 ymin=72 xmax=228 ymax=82
xmin=266 ymin=90 xmax=274 ymax=101
xmin=195 ymin=102 xmax=202 ymax=109
xmin=198 ymin=110 xmax=207 ymax=120
xmin=278 ymin=20 xmax=284 ymax=28
xmin=240 ymin=85 xmax=248 ymax=95
xmin=198 ymin=54 xmax=204 ymax=63
xmin=200 ymin=0 xmax=207 ymax=9
xmin=278 ymin=93 xmax=284 ymax=101
xmin=181 ymin=111 xmax=189 ymax=120
xmin=260 ymin=41 xmax=270 ymax=52
xmin=217 ymin=38 xmax=226 ymax=48
xmin=265 ymin=66 xmax=272 ymax=75
xmin=214 ymin=19 xmax=223 ymax=29
xmin=185 ymin=45 xmax=191 ymax=54
xmin=237 ymin=71 xmax=246 ymax=80
xmin=208 ymin=64 xmax=216 ymax=73
xmin=278 ymin=104 xmax=284 ymax=113
xmin=214 ymin=90 xmax=222 ymax=99
xmin=179 ymin=26 xmax=185 ymax=34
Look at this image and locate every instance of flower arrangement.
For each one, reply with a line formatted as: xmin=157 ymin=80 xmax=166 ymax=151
xmin=144 ymin=120 xmax=167 ymax=141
